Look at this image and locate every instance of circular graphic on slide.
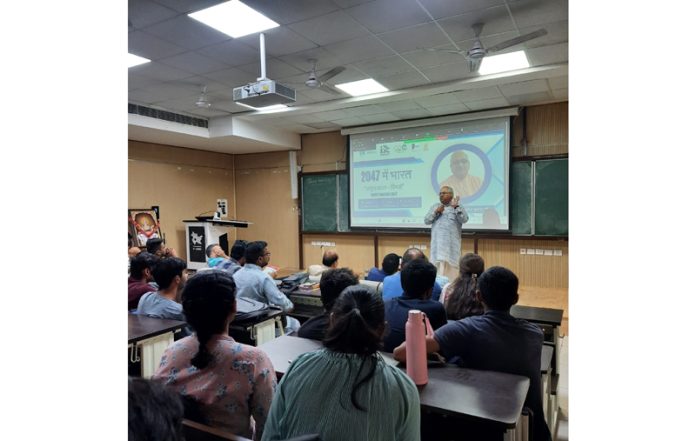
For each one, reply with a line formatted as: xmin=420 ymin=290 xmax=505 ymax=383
xmin=431 ymin=144 xmax=492 ymax=203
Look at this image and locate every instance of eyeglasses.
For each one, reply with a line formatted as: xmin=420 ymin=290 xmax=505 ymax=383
xmin=451 ymin=159 xmax=470 ymax=166
xmin=439 ymin=192 xmax=453 ymax=195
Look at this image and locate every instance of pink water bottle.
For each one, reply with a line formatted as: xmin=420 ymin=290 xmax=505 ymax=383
xmin=405 ymin=310 xmax=433 ymax=386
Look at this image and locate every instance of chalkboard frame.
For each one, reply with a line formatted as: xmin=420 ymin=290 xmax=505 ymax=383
xmin=299 ymin=170 xmax=350 ymax=234
xmin=298 ymin=156 xmax=568 ymax=238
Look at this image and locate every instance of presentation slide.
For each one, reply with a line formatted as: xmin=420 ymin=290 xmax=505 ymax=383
xmin=349 ymin=116 xmax=510 ymax=230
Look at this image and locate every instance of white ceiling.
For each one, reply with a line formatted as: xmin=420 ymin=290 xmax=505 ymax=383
xmin=128 ymin=0 xmax=568 ymax=153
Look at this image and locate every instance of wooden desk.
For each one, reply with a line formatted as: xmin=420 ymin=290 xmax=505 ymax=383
xmin=273 ymin=267 xmax=303 ymax=280
xmin=128 ymin=314 xmax=187 ymax=344
xmin=259 ymin=336 xmax=529 ymax=428
xmin=510 ymin=305 xmax=563 ymax=327
xmin=128 ymin=314 xmax=187 ymax=377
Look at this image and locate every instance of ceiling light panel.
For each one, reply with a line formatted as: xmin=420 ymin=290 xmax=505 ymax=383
xmin=334 ymin=79 xmax=389 ymax=96
xmin=188 ymin=0 xmax=279 ymax=39
xmin=128 ymin=53 xmax=151 ymax=68
xmin=478 ymin=50 xmax=530 ymax=75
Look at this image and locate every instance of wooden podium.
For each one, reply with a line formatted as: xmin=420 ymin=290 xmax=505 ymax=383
xmin=183 ymin=219 xmax=250 ymax=270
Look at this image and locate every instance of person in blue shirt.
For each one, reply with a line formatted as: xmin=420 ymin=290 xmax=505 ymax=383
xmin=394 ymin=266 xmax=551 ymax=441
xmin=383 ymin=258 xmax=447 ymax=352
xmin=382 ymin=248 xmax=442 ymax=301
xmin=233 ymin=241 xmax=299 ymax=333
xmin=136 ymin=257 xmax=188 ymax=321
xmin=365 ymin=253 xmax=400 ymax=282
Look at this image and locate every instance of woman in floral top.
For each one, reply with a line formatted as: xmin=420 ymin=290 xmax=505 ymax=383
xmin=153 ymin=271 xmax=276 ymax=440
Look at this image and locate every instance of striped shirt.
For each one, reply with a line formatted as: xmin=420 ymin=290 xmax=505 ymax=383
xmin=262 ymin=349 xmax=420 ymax=441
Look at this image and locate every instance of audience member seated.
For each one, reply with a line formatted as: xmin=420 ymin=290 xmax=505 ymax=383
xmin=442 ymin=253 xmax=485 ymax=320
xmin=129 ymin=377 xmax=184 ymax=441
xmin=128 ymin=252 xmax=159 ymax=311
xmin=297 ymin=268 xmax=358 ymax=341
xmin=382 ymin=248 xmax=442 ymax=301
xmin=383 ymin=259 xmax=447 ymax=352
xmin=262 ymin=286 xmax=420 ymax=441
xmin=307 ymin=250 xmax=339 ymax=282
xmin=153 ymin=271 xmax=276 ymax=440
xmin=205 ymin=243 xmax=229 ymax=268
xmin=146 ymin=237 xmax=177 ymax=258
xmin=394 ymin=266 xmax=552 ymax=441
xmin=211 ymin=239 xmax=247 ymax=276
xmin=233 ymin=241 xmax=299 ymax=333
xmin=365 ymin=253 xmax=400 ymax=282
xmin=136 ymin=257 xmax=188 ymax=321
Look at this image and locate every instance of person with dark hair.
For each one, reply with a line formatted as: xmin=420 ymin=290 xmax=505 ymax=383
xmin=365 ymin=253 xmax=400 ymax=282
xmin=128 ymin=252 xmax=159 ymax=310
xmin=442 ymin=253 xmax=485 ymax=320
xmin=233 ymin=241 xmax=293 ymax=312
xmin=382 ymin=259 xmax=447 ymax=352
xmin=233 ymin=241 xmax=299 ymax=333
xmin=297 ymin=268 xmax=359 ymax=340
xmin=146 ymin=237 xmax=177 ymax=258
xmin=382 ymin=248 xmax=443 ymax=301
xmin=307 ymin=250 xmax=339 ymax=282
xmin=394 ymin=266 xmax=551 ymax=441
xmin=128 ymin=377 xmax=184 ymax=441
xmin=211 ymin=240 xmax=247 ymax=275
xmin=262 ymin=286 xmax=420 ymax=441
xmin=136 ymin=257 xmax=188 ymax=321
xmin=152 ymin=271 xmax=276 ymax=440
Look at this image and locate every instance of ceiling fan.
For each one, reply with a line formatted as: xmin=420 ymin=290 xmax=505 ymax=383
xmin=302 ymin=59 xmax=346 ymax=95
xmin=193 ymin=85 xmax=240 ymax=114
xmin=434 ymin=23 xmax=547 ymax=73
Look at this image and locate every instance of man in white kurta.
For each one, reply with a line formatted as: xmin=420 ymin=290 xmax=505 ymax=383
xmin=424 ymin=186 xmax=469 ymax=282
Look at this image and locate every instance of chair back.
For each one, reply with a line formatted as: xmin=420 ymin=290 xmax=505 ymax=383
xmin=182 ymin=419 xmax=251 ymax=441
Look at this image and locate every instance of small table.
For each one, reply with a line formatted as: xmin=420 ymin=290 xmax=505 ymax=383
xmin=128 ymin=314 xmax=187 ymax=377
xmin=259 ymin=336 xmax=529 ymax=429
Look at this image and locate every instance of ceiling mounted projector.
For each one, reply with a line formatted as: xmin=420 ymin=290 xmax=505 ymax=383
xmin=233 ymin=33 xmax=296 ymax=107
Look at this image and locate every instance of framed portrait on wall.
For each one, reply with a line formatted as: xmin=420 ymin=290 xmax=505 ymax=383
xmin=128 ymin=208 xmax=161 ymax=247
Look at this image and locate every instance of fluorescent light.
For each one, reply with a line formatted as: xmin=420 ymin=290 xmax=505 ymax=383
xmin=127 ymin=53 xmax=150 ymax=68
xmin=188 ymin=0 xmax=279 ymax=38
xmin=237 ymin=103 xmax=289 ymax=112
xmin=478 ymin=50 xmax=530 ymax=75
xmin=334 ymin=79 xmax=389 ymax=96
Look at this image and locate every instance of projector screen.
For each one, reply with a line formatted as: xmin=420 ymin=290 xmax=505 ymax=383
xmin=348 ymin=116 xmax=511 ymax=230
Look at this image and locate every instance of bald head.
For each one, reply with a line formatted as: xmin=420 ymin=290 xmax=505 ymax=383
xmin=322 ymin=250 xmax=339 ymax=268
xmin=401 ymin=247 xmax=425 ymax=269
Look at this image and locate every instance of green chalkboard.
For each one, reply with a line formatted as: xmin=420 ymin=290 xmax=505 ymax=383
xmin=534 ymin=159 xmax=568 ymax=235
xmin=511 ymin=161 xmax=532 ymax=234
xmin=338 ymin=174 xmax=349 ymax=231
xmin=301 ymin=174 xmax=349 ymax=232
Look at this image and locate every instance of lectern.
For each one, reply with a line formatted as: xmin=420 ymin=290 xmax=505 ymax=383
xmin=183 ymin=219 xmax=250 ymax=270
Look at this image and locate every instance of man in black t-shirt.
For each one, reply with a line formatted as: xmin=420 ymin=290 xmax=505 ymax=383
xmin=394 ymin=266 xmax=551 ymax=441
xmin=297 ymin=268 xmax=358 ymax=340
xmin=383 ymin=258 xmax=447 ymax=352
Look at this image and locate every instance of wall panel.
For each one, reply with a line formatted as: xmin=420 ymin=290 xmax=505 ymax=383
xmin=128 ymin=159 xmax=236 ymax=255
xmin=302 ymin=234 xmax=374 ymax=276
xmin=235 ymin=165 xmax=300 ymax=269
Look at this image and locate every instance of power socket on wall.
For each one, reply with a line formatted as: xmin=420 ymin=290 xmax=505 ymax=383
xmin=311 ymin=241 xmax=336 ymax=247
